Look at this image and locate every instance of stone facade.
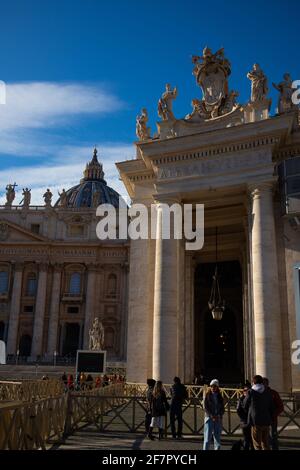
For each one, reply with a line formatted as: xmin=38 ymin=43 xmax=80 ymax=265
xmin=0 ymin=150 xmax=129 ymax=363
xmin=116 ymin=47 xmax=300 ymax=391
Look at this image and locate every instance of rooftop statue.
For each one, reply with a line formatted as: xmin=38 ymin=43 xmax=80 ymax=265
xmin=58 ymin=188 xmax=67 ymax=207
xmin=247 ymin=63 xmax=268 ymax=102
xmin=89 ymin=317 xmax=105 ymax=351
xmin=273 ymin=73 xmax=297 ymax=114
xmin=136 ymin=108 xmax=151 ymax=141
xmin=189 ymin=46 xmax=238 ymax=119
xmin=158 ymin=83 xmax=177 ymax=121
xmin=20 ymin=188 xmax=31 ymax=208
xmin=43 ymin=188 xmax=53 ymax=207
xmin=5 ymin=183 xmax=17 ymax=207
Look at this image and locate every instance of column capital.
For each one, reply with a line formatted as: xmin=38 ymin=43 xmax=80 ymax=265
xmin=51 ymin=262 xmax=63 ymax=273
xmin=86 ymin=263 xmax=99 ymax=272
xmin=248 ymin=179 xmax=276 ymax=200
xmin=154 ymin=193 xmax=182 ymax=205
xmin=37 ymin=262 xmax=49 ymax=272
xmin=11 ymin=262 xmax=24 ymax=272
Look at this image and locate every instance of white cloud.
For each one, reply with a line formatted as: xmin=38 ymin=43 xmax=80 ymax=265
xmin=0 ymin=144 xmax=134 ymax=205
xmin=0 ymin=81 xmax=123 ymax=131
xmin=0 ymin=81 xmax=133 ymax=206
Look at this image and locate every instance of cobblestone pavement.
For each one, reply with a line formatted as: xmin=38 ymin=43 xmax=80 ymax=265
xmin=53 ymin=426 xmax=300 ymax=451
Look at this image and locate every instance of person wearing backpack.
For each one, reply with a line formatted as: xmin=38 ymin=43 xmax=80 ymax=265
xmin=170 ymin=376 xmax=188 ymax=439
xmin=263 ymin=377 xmax=284 ymax=450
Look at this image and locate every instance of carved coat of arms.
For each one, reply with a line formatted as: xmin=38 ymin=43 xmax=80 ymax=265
xmin=189 ymin=47 xmax=238 ymax=120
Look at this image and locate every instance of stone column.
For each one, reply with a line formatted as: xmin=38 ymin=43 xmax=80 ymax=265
xmin=7 ymin=263 xmax=23 ymax=354
xmin=249 ymin=181 xmax=283 ymax=390
xmin=31 ymin=263 xmax=48 ymax=358
xmin=46 ymin=263 xmax=62 ymax=355
xmin=152 ymin=201 xmax=179 ymax=382
xmin=83 ymin=264 xmax=97 ymax=349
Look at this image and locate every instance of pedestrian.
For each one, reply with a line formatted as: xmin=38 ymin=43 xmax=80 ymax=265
xmin=236 ymin=384 xmax=253 ymax=450
xmin=243 ymin=375 xmax=274 ymax=450
xmin=262 ymin=377 xmax=284 ymax=450
xmin=170 ymin=376 xmax=188 ymax=439
xmin=203 ymin=379 xmax=224 ymax=450
xmin=149 ymin=380 xmax=169 ymax=440
xmin=145 ymin=378 xmax=156 ymax=436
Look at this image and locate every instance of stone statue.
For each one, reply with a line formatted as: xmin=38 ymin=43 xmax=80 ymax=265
xmin=5 ymin=183 xmax=17 ymax=207
xmin=89 ymin=317 xmax=105 ymax=350
xmin=158 ymin=83 xmax=177 ymax=121
xmin=58 ymin=188 xmax=67 ymax=207
xmin=190 ymin=46 xmax=238 ymax=119
xmin=247 ymin=63 xmax=268 ymax=102
xmin=272 ymin=73 xmax=297 ymax=114
xmin=136 ymin=108 xmax=151 ymax=141
xmin=43 ymin=188 xmax=53 ymax=207
xmin=20 ymin=188 xmax=31 ymax=208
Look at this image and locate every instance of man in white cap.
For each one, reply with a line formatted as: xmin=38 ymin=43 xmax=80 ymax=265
xmin=203 ymin=379 xmax=225 ymax=450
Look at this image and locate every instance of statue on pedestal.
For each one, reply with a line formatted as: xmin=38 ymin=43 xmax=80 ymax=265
xmin=158 ymin=84 xmax=177 ymax=121
xmin=20 ymin=188 xmax=31 ymax=208
xmin=5 ymin=183 xmax=17 ymax=207
xmin=247 ymin=63 xmax=268 ymax=102
xmin=273 ymin=73 xmax=297 ymax=114
xmin=43 ymin=188 xmax=53 ymax=207
xmin=58 ymin=188 xmax=67 ymax=207
xmin=89 ymin=317 xmax=105 ymax=350
xmin=136 ymin=108 xmax=151 ymax=141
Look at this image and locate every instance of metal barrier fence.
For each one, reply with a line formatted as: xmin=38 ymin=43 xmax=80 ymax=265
xmin=0 ymin=382 xmax=299 ymax=449
xmin=65 ymin=384 xmax=300 ymax=440
xmin=0 ymin=383 xmax=124 ymax=450
xmin=0 ymin=379 xmax=64 ymax=402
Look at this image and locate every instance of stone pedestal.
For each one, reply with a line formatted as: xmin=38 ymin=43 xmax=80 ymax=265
xmin=249 ymin=182 xmax=283 ymax=390
xmin=244 ymin=98 xmax=271 ymax=123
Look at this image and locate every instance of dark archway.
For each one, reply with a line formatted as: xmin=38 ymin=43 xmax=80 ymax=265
xmin=0 ymin=321 xmax=5 ymax=341
xmin=62 ymin=323 xmax=80 ymax=356
xmin=19 ymin=334 xmax=32 ymax=357
xmin=194 ymin=260 xmax=244 ymax=385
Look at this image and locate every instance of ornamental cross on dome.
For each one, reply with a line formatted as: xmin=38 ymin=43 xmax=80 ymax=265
xmin=191 ymin=46 xmax=239 ymax=119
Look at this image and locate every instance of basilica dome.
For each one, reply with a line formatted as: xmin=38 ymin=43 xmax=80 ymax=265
xmin=55 ymin=148 xmax=121 ymax=209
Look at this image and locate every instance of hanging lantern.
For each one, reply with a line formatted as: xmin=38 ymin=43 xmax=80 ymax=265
xmin=208 ymin=228 xmax=225 ymax=320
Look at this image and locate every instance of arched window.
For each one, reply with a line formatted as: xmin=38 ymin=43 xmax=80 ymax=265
xmin=107 ymin=273 xmax=117 ymax=297
xmin=69 ymin=272 xmax=81 ymax=295
xmin=0 ymin=321 xmax=5 ymax=341
xmin=26 ymin=273 xmax=37 ymax=296
xmin=0 ymin=271 xmax=8 ymax=294
xmin=105 ymin=327 xmax=114 ymax=350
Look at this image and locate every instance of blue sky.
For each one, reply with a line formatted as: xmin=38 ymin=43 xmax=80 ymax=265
xmin=0 ymin=0 xmax=299 ymax=203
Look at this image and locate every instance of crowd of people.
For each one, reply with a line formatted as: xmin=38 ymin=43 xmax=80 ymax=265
xmin=144 ymin=374 xmax=284 ymax=450
xmin=60 ymin=372 xmax=125 ymax=391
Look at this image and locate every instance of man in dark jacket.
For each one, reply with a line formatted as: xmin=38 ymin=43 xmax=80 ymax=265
xmin=170 ymin=376 xmax=188 ymax=439
xmin=243 ymin=375 xmax=274 ymax=450
xmin=263 ymin=377 xmax=284 ymax=450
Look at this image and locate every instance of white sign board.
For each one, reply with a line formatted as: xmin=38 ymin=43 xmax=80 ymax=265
xmin=0 ymin=340 xmax=6 ymax=364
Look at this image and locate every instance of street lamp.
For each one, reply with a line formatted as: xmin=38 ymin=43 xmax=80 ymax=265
xmin=208 ymin=227 xmax=225 ymax=321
